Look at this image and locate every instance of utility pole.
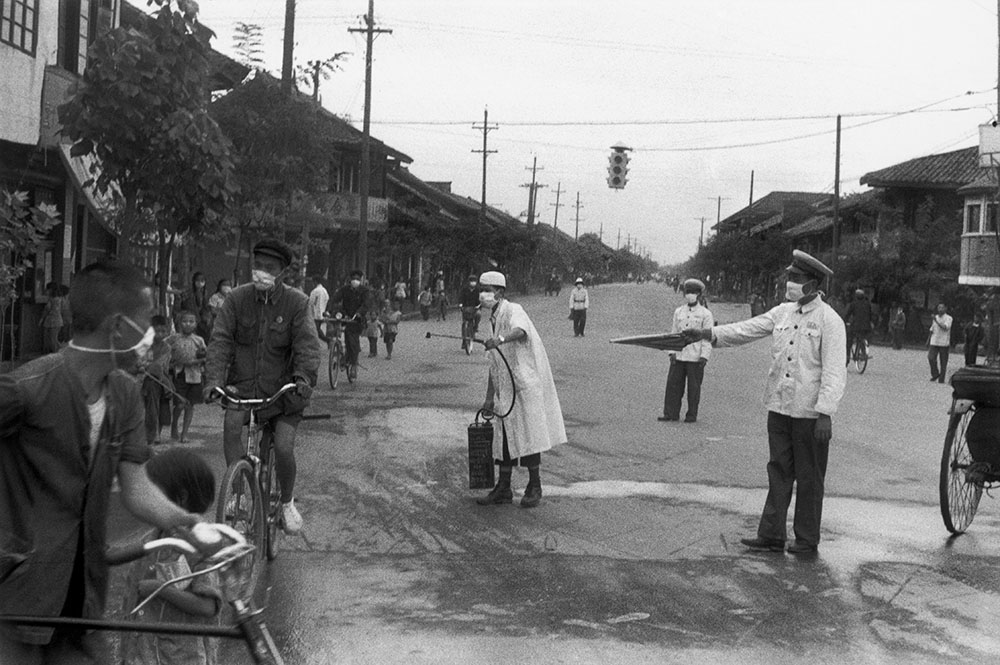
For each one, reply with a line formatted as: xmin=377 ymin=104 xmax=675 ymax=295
xmin=573 ymin=192 xmax=583 ymax=241
xmin=616 ymin=228 xmax=621 ymax=250
xmin=599 ymin=222 xmax=603 ymax=242
xmin=471 ymin=107 xmax=498 ymax=218
xmin=549 ymin=181 xmax=565 ymax=231
xmin=749 ymin=170 xmax=755 ymax=208
xmin=831 ymin=114 xmax=842 ymax=296
xmin=695 ymin=217 xmax=707 ymax=248
xmin=708 ymin=196 xmax=731 ymax=234
xmin=281 ymin=0 xmax=295 ymax=94
xmin=348 ymin=0 xmax=392 ymax=273
xmin=520 ymin=157 xmax=544 ymax=225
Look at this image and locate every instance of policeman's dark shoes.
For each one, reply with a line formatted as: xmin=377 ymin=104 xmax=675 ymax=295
xmin=520 ymin=482 xmax=542 ymax=508
xmin=657 ymin=416 xmax=677 ymax=422
xmin=786 ymin=541 xmax=818 ymax=555
xmin=739 ymin=537 xmax=785 ymax=552
xmin=476 ymin=486 xmax=513 ymax=506
xmin=684 ymin=415 xmax=697 ymax=423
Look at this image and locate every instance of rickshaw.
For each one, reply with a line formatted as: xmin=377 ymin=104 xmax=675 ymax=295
xmin=939 ymin=365 xmax=1000 ymax=534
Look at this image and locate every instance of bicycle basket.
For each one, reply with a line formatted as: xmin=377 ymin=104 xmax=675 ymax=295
xmin=950 ymin=366 xmax=1000 ymax=407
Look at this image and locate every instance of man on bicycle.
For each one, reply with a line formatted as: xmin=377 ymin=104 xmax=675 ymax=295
xmin=329 ymin=269 xmax=370 ymax=379
xmin=844 ymin=288 xmax=874 ymax=363
xmin=460 ymin=274 xmax=481 ymax=349
xmin=204 ymin=239 xmax=319 ymax=534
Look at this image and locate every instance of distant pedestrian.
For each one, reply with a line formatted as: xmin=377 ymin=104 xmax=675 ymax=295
xmin=436 ymin=288 xmax=450 ymax=321
xmin=168 ymin=311 xmax=206 ymax=442
xmin=305 ymin=276 xmax=330 ymax=343
xmin=141 ymin=315 xmax=174 ymax=446
xmin=568 ymin=277 xmax=589 ymax=337
xmin=418 ymin=286 xmax=433 ymax=321
xmin=890 ymin=304 xmax=906 ymax=350
xmin=179 ymin=272 xmax=212 ymax=340
xmin=660 ymin=278 xmax=713 ymax=423
xmin=207 ymin=278 xmax=232 ymax=334
xmin=682 ymin=250 xmax=846 ymax=555
xmin=393 ymin=277 xmax=408 ymax=310
xmin=364 ymin=310 xmax=383 ymax=358
xmin=380 ymin=300 xmax=402 ymax=359
xmin=964 ymin=312 xmax=985 ymax=366
xmin=40 ymin=282 xmax=66 ymax=354
xmin=928 ymin=303 xmax=953 ymax=383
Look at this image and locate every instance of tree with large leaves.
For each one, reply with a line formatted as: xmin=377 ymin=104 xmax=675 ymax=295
xmin=58 ymin=0 xmax=237 ymax=309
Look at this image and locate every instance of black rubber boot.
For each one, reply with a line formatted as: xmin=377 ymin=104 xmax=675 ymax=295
xmin=477 ymin=466 xmax=513 ymax=505
xmin=521 ymin=466 xmax=542 ymax=508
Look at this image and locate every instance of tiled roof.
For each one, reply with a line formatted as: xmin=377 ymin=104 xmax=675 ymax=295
xmin=957 ymin=169 xmax=997 ymax=195
xmin=860 ymin=146 xmax=979 ymax=189
xmin=784 ymin=214 xmax=832 ymax=238
xmin=388 ymin=167 xmax=519 ymax=227
xmin=715 ymin=191 xmax=828 ymax=230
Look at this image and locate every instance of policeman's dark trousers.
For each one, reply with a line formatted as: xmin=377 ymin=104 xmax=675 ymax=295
xmin=757 ymin=411 xmax=829 ymax=547
xmin=928 ymin=345 xmax=949 ymax=382
xmin=571 ymin=309 xmax=587 ymax=336
xmin=663 ymin=360 xmax=704 ymax=420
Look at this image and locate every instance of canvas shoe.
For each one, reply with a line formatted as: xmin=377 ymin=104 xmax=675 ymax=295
xmin=281 ymin=499 xmax=303 ymax=534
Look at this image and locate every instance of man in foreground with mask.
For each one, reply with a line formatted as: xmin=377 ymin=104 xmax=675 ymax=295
xmin=681 ymin=250 xmax=846 ymax=555
xmin=477 ymin=271 xmax=566 ymax=508
xmin=0 ymin=260 xmax=219 ymax=662
xmin=660 ymin=278 xmax=713 ymax=423
xmin=204 ymin=238 xmax=319 ymax=534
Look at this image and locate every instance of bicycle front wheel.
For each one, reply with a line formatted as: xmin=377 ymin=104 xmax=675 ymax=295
xmin=216 ymin=459 xmax=264 ymax=590
xmin=328 ymin=342 xmax=341 ymax=390
xmin=261 ymin=439 xmax=282 ymax=561
xmin=854 ymin=341 xmax=868 ymax=374
xmin=940 ymin=407 xmax=982 ymax=534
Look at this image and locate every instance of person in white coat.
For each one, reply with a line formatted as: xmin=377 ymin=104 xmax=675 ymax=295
xmin=660 ymin=278 xmax=713 ymax=423
xmin=477 ymin=271 xmax=567 ymax=508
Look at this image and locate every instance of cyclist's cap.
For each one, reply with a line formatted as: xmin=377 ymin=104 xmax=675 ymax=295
xmin=350 ymin=269 xmax=364 ymax=278
xmin=575 ymin=277 xmax=584 ymax=284
xmin=786 ymin=249 xmax=832 ymax=281
xmin=479 ymin=271 xmax=506 ymax=288
xmin=253 ymin=238 xmax=293 ymax=268
xmin=468 ymin=274 xmax=478 ymax=281
xmin=683 ymin=278 xmax=705 ymax=293
xmin=855 ymin=288 xmax=865 ymax=296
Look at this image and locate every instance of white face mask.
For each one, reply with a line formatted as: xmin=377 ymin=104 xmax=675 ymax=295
xmin=785 ymin=281 xmax=805 ymax=302
xmin=685 ymin=293 xmax=699 ymax=304
xmin=69 ymin=315 xmax=155 ymax=362
xmin=252 ymin=269 xmax=277 ymax=291
xmin=479 ymin=291 xmax=496 ymax=307
xmin=350 ymin=279 xmax=362 ymax=288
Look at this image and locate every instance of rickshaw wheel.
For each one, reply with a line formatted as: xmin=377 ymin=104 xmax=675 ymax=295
xmin=939 ymin=406 xmax=982 ymax=534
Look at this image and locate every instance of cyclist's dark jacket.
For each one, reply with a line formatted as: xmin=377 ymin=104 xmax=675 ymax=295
xmin=205 ymin=282 xmax=319 ymax=397
xmin=460 ymin=287 xmax=480 ymax=309
xmin=0 ymin=354 xmax=149 ymax=643
xmin=330 ymin=284 xmax=370 ymax=319
xmin=844 ymin=298 xmax=873 ymax=333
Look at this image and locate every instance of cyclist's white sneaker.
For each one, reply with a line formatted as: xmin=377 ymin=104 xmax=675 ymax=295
xmin=282 ymin=500 xmax=303 ymax=533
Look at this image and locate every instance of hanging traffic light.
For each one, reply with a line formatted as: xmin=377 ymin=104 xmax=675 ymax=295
xmin=607 ymin=144 xmax=631 ymax=189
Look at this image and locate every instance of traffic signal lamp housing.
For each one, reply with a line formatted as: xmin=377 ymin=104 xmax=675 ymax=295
xmin=607 ymin=146 xmax=631 ymax=189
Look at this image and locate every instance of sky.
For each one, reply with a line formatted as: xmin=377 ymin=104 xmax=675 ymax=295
xmin=191 ymin=0 xmax=1000 ymax=266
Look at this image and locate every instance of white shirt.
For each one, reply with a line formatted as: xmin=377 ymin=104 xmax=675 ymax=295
xmin=929 ymin=313 xmax=953 ymax=347
xmin=569 ymin=286 xmax=589 ymax=310
xmin=308 ymin=284 xmax=329 ymax=321
xmin=713 ymin=297 xmax=847 ymax=418
xmin=669 ymin=303 xmax=713 ymax=362
xmin=87 ymin=393 xmax=107 ymax=467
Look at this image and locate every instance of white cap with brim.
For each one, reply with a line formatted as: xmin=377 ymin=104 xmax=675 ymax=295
xmin=479 ymin=271 xmax=506 ymax=288
xmin=683 ymin=278 xmax=705 ymax=293
xmin=575 ymin=278 xmax=584 ymax=284
xmin=787 ymin=249 xmax=833 ymax=281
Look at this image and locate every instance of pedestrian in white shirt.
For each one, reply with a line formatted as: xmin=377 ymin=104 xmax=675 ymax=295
xmin=682 ymin=250 xmax=846 ymax=555
xmin=305 ymin=276 xmax=330 ymax=343
xmin=660 ymin=278 xmax=713 ymax=423
xmin=568 ymin=278 xmax=589 ymax=337
xmin=927 ymin=302 xmax=953 ymax=383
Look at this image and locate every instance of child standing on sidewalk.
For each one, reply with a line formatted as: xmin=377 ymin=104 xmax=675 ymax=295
xmin=364 ymin=310 xmax=383 ymax=358
xmin=380 ymin=299 xmax=402 ymax=360
xmin=141 ymin=315 xmax=174 ymax=446
xmin=168 ymin=311 xmax=207 ymax=442
xmin=120 ymin=448 xmax=221 ymax=665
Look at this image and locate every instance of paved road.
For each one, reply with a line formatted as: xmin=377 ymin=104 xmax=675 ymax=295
xmin=111 ymin=282 xmax=1000 ymax=664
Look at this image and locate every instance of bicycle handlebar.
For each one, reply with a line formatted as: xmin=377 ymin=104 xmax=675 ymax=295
xmin=211 ymin=383 xmax=299 ymax=410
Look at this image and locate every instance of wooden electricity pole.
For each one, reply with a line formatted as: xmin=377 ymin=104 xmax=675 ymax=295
xmin=348 ymin=0 xmax=392 ymax=274
xmin=281 ymin=0 xmax=295 ymax=94
xmin=471 ymin=107 xmax=497 ymax=218
xmin=550 ymin=181 xmax=565 ymax=231
xmin=574 ymin=192 xmax=583 ymax=241
xmin=831 ymin=114 xmax=842 ymax=296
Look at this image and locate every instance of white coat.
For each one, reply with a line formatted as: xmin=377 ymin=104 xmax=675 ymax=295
xmin=486 ymin=299 xmax=567 ymax=459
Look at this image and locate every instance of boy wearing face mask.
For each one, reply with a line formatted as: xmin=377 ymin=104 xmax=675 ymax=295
xmin=681 ymin=250 xmax=846 ymax=555
xmin=659 ymin=279 xmax=713 ymax=423
xmin=0 ymin=261 xmax=214 ymax=662
xmin=204 ymin=238 xmax=319 ymax=534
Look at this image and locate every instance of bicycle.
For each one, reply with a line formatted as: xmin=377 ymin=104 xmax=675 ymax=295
xmin=460 ymin=306 xmax=480 ymax=355
xmin=848 ymin=332 xmax=869 ymax=373
xmin=1 ymin=527 xmax=286 ymax=664
xmin=211 ymin=383 xmax=300 ymax=585
xmin=320 ymin=313 xmax=347 ymax=390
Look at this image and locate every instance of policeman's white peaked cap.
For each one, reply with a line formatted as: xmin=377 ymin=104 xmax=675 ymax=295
xmin=786 ymin=249 xmax=833 ymax=281
xmin=683 ymin=278 xmax=705 ymax=293
xmin=575 ymin=278 xmax=584 ymax=284
xmin=479 ymin=271 xmax=507 ymax=288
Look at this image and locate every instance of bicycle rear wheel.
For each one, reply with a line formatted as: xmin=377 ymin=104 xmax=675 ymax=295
xmin=328 ymin=342 xmax=341 ymax=390
xmin=854 ymin=341 xmax=868 ymax=374
xmin=261 ymin=437 xmax=282 ymax=561
xmin=939 ymin=406 xmax=982 ymax=534
xmin=216 ymin=459 xmax=264 ymax=590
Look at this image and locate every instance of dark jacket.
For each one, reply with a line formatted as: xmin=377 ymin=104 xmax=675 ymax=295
xmin=205 ymin=282 xmax=319 ymax=398
xmin=330 ymin=285 xmax=371 ymax=331
xmin=0 ymin=354 xmax=149 ymax=643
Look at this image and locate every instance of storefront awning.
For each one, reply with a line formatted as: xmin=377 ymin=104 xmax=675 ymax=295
xmin=58 ymin=144 xmax=120 ymax=234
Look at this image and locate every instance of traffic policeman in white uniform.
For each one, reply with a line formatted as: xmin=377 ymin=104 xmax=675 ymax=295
xmin=682 ymin=250 xmax=846 ymax=554
xmin=660 ymin=278 xmax=713 ymax=423
xmin=477 ymin=271 xmax=567 ymax=508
